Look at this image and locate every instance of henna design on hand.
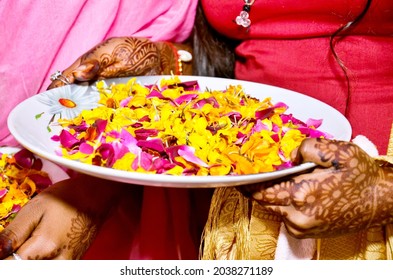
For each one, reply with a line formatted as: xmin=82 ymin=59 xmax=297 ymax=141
xmin=21 ymin=210 xmax=101 ymax=260
xmin=48 ymin=37 xmax=193 ymax=90
xmin=96 ymin=37 xmax=162 ymax=78
xmin=66 ymin=210 xmax=100 ymax=259
xmin=28 ymin=248 xmax=63 ymax=260
xmin=66 ymin=37 xmax=162 ymax=84
xmin=248 ymin=139 xmax=393 ymax=237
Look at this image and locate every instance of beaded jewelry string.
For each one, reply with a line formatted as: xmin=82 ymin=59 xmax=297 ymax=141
xmin=235 ymin=0 xmax=256 ymax=29
xmin=164 ymin=42 xmax=192 ymax=75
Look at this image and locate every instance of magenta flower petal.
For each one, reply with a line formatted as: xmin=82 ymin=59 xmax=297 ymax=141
xmin=139 ymin=152 xmax=153 ymax=170
xmin=227 ymin=112 xmax=242 ymax=123
xmin=120 ymin=96 xmax=132 ymax=107
xmin=99 ymin=144 xmax=115 ymax=160
xmin=118 ymin=129 xmax=140 ymax=155
xmin=10 ymin=204 xmax=22 ymax=214
xmin=251 ymin=120 xmax=269 ymax=134
xmin=147 ymin=89 xmax=164 ymax=98
xmin=271 ymin=133 xmax=280 ymax=142
xmin=95 ymin=119 xmax=108 ymax=134
xmin=274 ymin=161 xmax=293 ymax=170
xmin=28 ymin=174 xmax=53 ymax=192
xmin=79 ymin=142 xmax=94 ymax=154
xmin=13 ymin=148 xmax=35 ymax=169
xmin=193 ymin=97 xmax=219 ymax=109
xmin=177 ymin=145 xmax=209 ymax=167
xmin=272 ymin=123 xmax=280 ymax=133
xmin=119 ymin=129 xmax=137 ymax=146
xmin=31 ymin=158 xmax=44 ymax=171
xmin=134 ymin=128 xmax=158 ymax=140
xmin=59 ymin=130 xmax=80 ymax=148
xmin=137 ymin=139 xmax=165 ymax=153
xmin=0 ymin=189 xmax=8 ymax=200
xmin=306 ymin=118 xmax=323 ymax=129
xmin=274 ymin=102 xmax=288 ymax=110
xmin=131 ymin=152 xmax=153 ymax=170
xmin=255 ymin=108 xmax=274 ymax=120
xmin=151 ymin=158 xmax=177 ymax=174
xmin=281 ymin=114 xmax=306 ymax=126
xmin=176 ymin=80 xmax=200 ymax=90
xmin=174 ymin=93 xmax=198 ymax=104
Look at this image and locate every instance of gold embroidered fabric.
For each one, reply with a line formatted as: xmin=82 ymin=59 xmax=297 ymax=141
xmin=200 ymin=123 xmax=393 ymax=260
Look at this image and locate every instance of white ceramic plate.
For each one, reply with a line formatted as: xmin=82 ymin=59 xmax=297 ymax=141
xmin=7 ymin=76 xmax=351 ymax=188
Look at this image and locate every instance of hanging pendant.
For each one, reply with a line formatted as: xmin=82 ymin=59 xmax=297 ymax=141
xmin=235 ymin=0 xmax=255 ymax=29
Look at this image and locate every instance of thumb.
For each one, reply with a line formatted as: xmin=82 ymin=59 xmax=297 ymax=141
xmin=0 ymin=203 xmax=40 ymax=259
xmin=0 ymin=230 xmax=13 ymax=259
xmin=71 ymin=59 xmax=100 ymax=82
xmin=47 ymin=59 xmax=100 ymax=90
xmin=292 ymin=138 xmax=341 ymax=168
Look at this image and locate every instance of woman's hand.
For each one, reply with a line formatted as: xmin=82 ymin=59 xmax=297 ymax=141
xmin=0 ymin=175 xmax=127 ymax=260
xmin=241 ymin=138 xmax=393 ymax=238
xmin=48 ymin=37 xmax=192 ymax=89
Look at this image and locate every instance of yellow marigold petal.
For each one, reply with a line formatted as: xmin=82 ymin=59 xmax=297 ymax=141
xmin=112 ymin=153 xmax=137 ymax=171
xmin=19 ymin=177 xmax=36 ymax=197
xmin=166 ymin=165 xmax=184 ymax=176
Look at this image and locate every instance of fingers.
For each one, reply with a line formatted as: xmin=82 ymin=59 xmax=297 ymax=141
xmin=12 ymin=235 xmax=62 ymax=260
xmin=47 ymin=58 xmax=100 ymax=90
xmin=292 ymin=138 xmax=369 ymax=169
xmin=251 ymin=180 xmax=293 ymax=206
xmin=292 ymin=138 xmax=333 ymax=167
xmin=250 ymin=165 xmax=336 ymax=206
xmin=0 ymin=201 xmax=41 ymax=259
xmin=0 ymin=230 xmax=14 ymax=259
xmin=4 ymin=235 xmax=68 ymax=260
xmin=0 ymin=222 xmax=31 ymax=259
xmin=71 ymin=59 xmax=100 ymax=82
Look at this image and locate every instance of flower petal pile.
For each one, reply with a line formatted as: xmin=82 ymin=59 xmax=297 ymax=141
xmin=51 ymin=77 xmax=331 ymax=176
xmin=0 ymin=149 xmax=52 ymax=231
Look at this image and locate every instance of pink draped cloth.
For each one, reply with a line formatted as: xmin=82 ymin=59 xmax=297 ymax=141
xmin=0 ymin=0 xmax=203 ymax=260
xmin=0 ymin=0 xmax=196 ymax=145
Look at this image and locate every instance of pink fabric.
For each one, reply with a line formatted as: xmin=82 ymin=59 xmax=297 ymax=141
xmin=0 ymin=0 xmax=197 ymax=146
xmin=1 ymin=0 xmax=202 ymax=260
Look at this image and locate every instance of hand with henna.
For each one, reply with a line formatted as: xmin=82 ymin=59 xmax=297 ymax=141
xmin=47 ymin=37 xmax=192 ymax=89
xmin=241 ymin=138 xmax=393 ymax=238
xmin=0 ymin=175 xmax=130 ymax=260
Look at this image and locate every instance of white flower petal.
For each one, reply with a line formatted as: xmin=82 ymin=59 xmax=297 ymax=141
xmin=37 ymin=84 xmax=100 ymax=120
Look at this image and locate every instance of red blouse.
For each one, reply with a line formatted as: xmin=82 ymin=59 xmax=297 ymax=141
xmin=202 ymin=0 xmax=393 ymax=153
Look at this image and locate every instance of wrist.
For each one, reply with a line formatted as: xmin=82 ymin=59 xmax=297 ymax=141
xmin=156 ymin=42 xmax=192 ymax=75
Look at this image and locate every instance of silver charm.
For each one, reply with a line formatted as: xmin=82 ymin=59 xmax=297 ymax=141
xmin=235 ymin=0 xmax=255 ymax=29
xmin=236 ymin=10 xmax=251 ymax=28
